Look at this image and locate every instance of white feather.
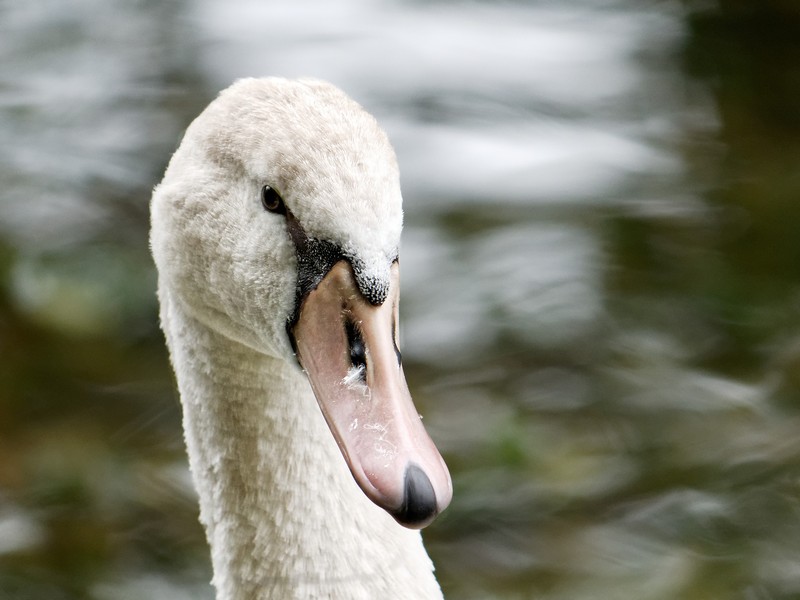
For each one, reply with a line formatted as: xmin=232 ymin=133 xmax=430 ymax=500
xmin=151 ymin=78 xmax=443 ymax=600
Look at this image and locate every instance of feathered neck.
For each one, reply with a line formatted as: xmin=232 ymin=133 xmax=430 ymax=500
xmin=159 ymin=290 xmax=443 ymax=599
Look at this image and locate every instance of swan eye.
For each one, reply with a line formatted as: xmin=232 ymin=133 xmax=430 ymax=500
xmin=261 ymin=185 xmax=285 ymax=214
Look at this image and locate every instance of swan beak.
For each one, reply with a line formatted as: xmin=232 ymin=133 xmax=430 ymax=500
xmin=291 ymin=260 xmax=452 ymax=528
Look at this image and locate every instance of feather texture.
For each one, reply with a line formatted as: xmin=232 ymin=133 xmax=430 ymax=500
xmin=151 ymin=78 xmax=444 ymax=600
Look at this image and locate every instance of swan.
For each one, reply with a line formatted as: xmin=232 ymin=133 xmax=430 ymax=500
xmin=150 ymin=77 xmax=453 ymax=599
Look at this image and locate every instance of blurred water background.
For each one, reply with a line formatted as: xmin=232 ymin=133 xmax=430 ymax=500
xmin=2 ymin=1 xmax=800 ymax=598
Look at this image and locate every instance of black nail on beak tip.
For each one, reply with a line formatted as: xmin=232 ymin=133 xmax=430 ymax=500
xmin=392 ymin=463 xmax=438 ymax=529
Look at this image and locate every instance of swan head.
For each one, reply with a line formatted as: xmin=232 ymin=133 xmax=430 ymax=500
xmin=151 ymin=77 xmax=452 ymax=528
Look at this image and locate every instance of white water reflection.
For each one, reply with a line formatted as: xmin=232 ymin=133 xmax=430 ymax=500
xmin=0 ymin=0 xmax=195 ymax=250
xmin=0 ymin=0 xmax=701 ymax=245
xmin=403 ymin=223 xmax=603 ymax=363
xmin=393 ymin=119 xmax=683 ymax=204
xmin=0 ymin=0 xmax=704 ymax=333
xmin=192 ymin=0 xmax=693 ymax=207
xmin=0 ymin=505 xmax=44 ymax=555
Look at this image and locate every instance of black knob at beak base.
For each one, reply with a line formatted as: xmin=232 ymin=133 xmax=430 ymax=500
xmin=392 ymin=463 xmax=438 ymax=529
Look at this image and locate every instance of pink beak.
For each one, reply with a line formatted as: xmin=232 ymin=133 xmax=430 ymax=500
xmin=291 ymin=260 xmax=452 ymax=528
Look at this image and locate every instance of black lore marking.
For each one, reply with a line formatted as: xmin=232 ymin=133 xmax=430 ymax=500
xmin=295 ymin=238 xmax=343 ymax=306
xmin=284 ymin=208 xmax=344 ymax=345
xmin=345 ymin=320 xmax=367 ymax=380
xmin=283 ymin=207 xmax=394 ymax=365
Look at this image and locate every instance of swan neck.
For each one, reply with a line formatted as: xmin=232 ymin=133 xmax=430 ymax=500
xmin=161 ymin=297 xmax=442 ymax=599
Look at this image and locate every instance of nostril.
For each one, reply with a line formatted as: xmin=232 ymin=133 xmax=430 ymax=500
xmin=392 ymin=463 xmax=438 ymax=529
xmin=391 ymin=321 xmax=402 ymax=367
xmin=345 ymin=320 xmax=367 ymax=379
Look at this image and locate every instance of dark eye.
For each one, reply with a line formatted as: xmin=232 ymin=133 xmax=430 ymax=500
xmin=261 ymin=185 xmax=285 ymax=214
